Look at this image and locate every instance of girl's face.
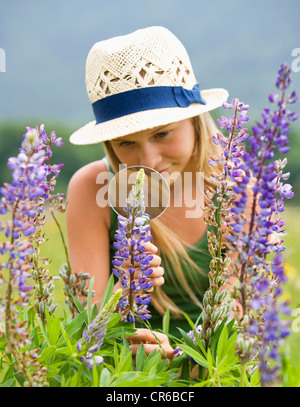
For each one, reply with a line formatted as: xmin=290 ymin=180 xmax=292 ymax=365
xmin=110 ymin=119 xmax=196 ymax=178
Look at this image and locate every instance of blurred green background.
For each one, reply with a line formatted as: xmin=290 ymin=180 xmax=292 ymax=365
xmin=1 ymin=0 xmax=300 ymax=370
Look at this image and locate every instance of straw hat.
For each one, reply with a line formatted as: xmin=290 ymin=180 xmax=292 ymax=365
xmin=70 ymin=26 xmax=228 ymax=145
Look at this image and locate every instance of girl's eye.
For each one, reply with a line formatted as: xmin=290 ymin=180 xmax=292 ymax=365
xmin=119 ymin=140 xmax=134 ymax=147
xmin=118 ymin=131 xmax=169 ymax=147
xmin=154 ymin=131 xmax=169 ymax=139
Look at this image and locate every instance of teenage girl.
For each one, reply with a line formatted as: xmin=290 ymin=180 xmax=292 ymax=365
xmin=66 ymin=26 xmax=234 ymax=358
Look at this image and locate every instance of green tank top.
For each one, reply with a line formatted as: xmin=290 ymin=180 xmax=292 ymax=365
xmin=105 ymin=158 xmax=213 ymax=337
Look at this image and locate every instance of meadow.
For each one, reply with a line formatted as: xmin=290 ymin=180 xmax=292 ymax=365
xmin=37 ymin=202 xmax=300 ymax=370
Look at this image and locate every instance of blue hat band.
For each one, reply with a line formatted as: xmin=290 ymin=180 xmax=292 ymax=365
xmin=92 ymin=83 xmax=206 ymax=124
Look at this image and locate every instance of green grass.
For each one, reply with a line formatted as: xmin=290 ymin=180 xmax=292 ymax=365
xmin=279 ymin=205 xmax=300 ymax=368
xmin=38 ymin=209 xmax=68 ymax=316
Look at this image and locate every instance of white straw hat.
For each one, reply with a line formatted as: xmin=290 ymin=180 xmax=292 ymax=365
xmin=70 ymin=26 xmax=229 ymax=145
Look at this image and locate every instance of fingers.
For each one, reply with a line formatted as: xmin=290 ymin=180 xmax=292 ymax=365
xmin=129 ymin=343 xmax=173 ymax=359
xmin=145 ymin=266 xmax=164 ymax=292
xmin=144 ymin=242 xmax=158 ymax=254
xmin=117 ymin=241 xmax=165 ymax=290
xmin=126 ymin=328 xmax=166 ymax=343
xmin=121 ymin=242 xmax=160 ymax=269
xmin=126 ymin=329 xmax=174 ymax=360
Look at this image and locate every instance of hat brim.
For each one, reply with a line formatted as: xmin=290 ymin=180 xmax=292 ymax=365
xmin=69 ymin=88 xmax=229 ymax=145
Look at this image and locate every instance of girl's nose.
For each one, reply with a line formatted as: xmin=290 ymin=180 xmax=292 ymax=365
xmin=138 ymin=142 xmax=162 ymax=169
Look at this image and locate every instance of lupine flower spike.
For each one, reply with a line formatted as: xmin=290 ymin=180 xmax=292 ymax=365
xmin=192 ymin=99 xmax=251 ymax=349
xmin=219 ymin=64 xmax=297 ymax=385
xmin=76 ymin=289 xmax=122 ymax=371
xmin=112 ymin=169 xmax=153 ymax=325
xmin=0 ymin=125 xmax=63 ymax=386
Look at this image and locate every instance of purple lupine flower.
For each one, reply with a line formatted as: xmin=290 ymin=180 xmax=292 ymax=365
xmin=112 ymin=169 xmax=153 ymax=324
xmin=0 ymin=125 xmax=64 ymax=386
xmin=219 ymin=64 xmax=297 ymax=385
xmin=1 ymin=125 xmax=64 ymax=324
xmin=76 ymin=289 xmax=122 ymax=371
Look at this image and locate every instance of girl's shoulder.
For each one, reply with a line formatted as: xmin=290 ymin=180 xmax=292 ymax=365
xmin=68 ymin=158 xmax=109 ymax=187
xmin=66 ymin=158 xmax=111 ymax=228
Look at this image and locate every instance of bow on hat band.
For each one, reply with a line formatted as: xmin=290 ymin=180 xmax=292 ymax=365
xmin=92 ymin=83 xmax=206 ymax=124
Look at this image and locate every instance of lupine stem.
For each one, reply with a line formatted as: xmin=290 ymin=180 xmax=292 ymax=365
xmin=240 ymin=362 xmax=246 ymax=387
xmin=5 ymin=197 xmax=20 ymax=345
xmin=49 ymin=204 xmax=71 ymax=275
xmin=128 ymin=209 xmax=136 ymax=328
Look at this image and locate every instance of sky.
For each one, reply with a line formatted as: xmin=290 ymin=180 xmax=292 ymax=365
xmin=0 ymin=0 xmax=299 ymax=133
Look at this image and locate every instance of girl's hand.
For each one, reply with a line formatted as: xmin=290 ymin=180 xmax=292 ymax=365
xmin=121 ymin=242 xmax=165 ymax=291
xmin=142 ymin=242 xmax=164 ymax=292
xmin=126 ymin=328 xmax=174 ymax=359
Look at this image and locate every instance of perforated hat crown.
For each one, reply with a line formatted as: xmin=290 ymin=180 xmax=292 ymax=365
xmin=70 ymin=26 xmax=228 ymax=145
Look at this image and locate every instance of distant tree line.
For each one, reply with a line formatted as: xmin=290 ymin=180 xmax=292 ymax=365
xmin=0 ymin=121 xmax=105 ymax=197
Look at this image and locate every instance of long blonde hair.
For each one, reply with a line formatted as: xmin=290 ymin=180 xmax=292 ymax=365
xmin=104 ymin=113 xmax=223 ymax=317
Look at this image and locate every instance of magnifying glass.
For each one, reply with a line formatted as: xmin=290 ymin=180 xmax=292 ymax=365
xmin=108 ymin=165 xmax=170 ymax=220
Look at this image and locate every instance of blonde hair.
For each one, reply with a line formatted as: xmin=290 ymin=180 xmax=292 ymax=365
xmin=104 ymin=113 xmax=223 ymax=317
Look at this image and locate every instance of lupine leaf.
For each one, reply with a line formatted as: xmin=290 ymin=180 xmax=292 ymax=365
xmin=47 ymin=316 xmax=61 ymax=346
xmin=211 ymin=317 xmax=228 ymax=359
xmin=179 ymin=345 xmax=208 ymax=368
xmin=216 ymin=325 xmax=228 ymax=364
xmin=38 ymin=346 xmax=56 ymax=363
xmin=99 ymin=274 xmax=115 ymax=312
xmin=181 ymin=311 xmax=207 ymax=357
xmin=65 ymin=311 xmax=86 ymax=337
xmin=92 ymin=364 xmax=100 ymax=387
xmin=87 ymin=276 xmax=94 ymax=325
xmin=136 ymin=343 xmax=146 ymax=371
xmin=100 ymin=367 xmax=112 ymax=387
xmin=176 ymin=327 xmax=202 ymax=354
xmin=71 ymin=294 xmax=85 ymax=313
xmin=162 ymin=307 xmax=170 ymax=333
xmin=143 ymin=350 xmax=161 ymax=373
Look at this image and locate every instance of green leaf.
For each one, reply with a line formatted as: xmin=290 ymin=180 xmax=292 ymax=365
xmin=0 ymin=378 xmax=16 ymax=387
xmin=106 ymin=313 xmax=121 ymax=329
xmin=113 ymin=341 xmax=119 ymax=372
xmin=119 ymin=351 xmax=133 ymax=373
xmin=168 ymin=352 xmax=186 ymax=370
xmin=60 ymin=324 xmax=75 ymax=355
xmin=179 ymin=345 xmax=208 ymax=368
xmin=162 ymin=307 xmax=170 ymax=333
xmin=100 ymin=367 xmax=112 ymax=387
xmin=87 ymin=276 xmax=94 ymax=325
xmin=121 ymin=327 xmax=130 ymax=351
xmin=211 ymin=317 xmax=227 ymax=359
xmin=207 ymin=348 xmax=214 ymax=378
xmin=216 ymin=325 xmax=228 ymax=363
xmin=38 ymin=346 xmax=56 ymax=363
xmin=47 ymin=316 xmax=61 ymax=346
xmin=2 ymin=364 xmax=15 ymax=384
xmin=110 ymin=372 xmax=139 ymax=386
xmin=27 ymin=305 xmax=36 ymax=329
xmin=37 ymin=318 xmax=49 ymax=344
xmin=99 ymin=274 xmax=114 ymax=312
xmin=180 ymin=312 xmax=207 ymax=357
xmin=91 ymin=303 xmax=98 ymax=320
xmin=136 ymin=343 xmax=146 ymax=371
xmin=92 ymin=364 xmax=100 ymax=387
xmin=71 ymin=295 xmax=85 ymax=313
xmin=143 ymin=350 xmax=161 ymax=373
xmin=177 ymin=328 xmax=200 ymax=353
xmin=65 ymin=311 xmax=86 ymax=338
